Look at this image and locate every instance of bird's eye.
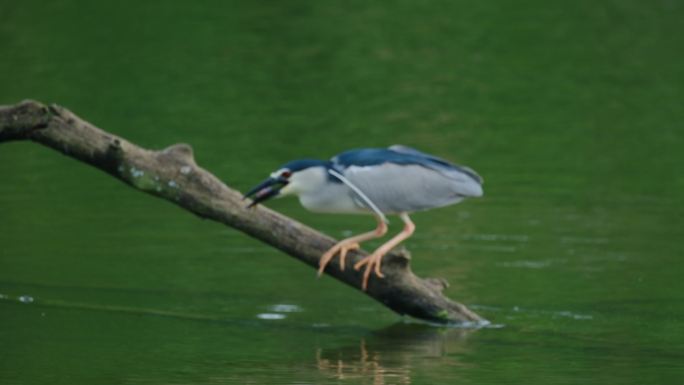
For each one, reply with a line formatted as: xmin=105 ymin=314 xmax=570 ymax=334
xmin=281 ymin=171 xmax=292 ymax=178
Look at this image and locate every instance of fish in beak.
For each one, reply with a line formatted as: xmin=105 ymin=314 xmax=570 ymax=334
xmin=243 ymin=176 xmax=289 ymax=208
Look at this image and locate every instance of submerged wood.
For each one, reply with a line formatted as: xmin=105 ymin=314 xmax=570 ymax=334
xmin=0 ymin=100 xmax=484 ymax=325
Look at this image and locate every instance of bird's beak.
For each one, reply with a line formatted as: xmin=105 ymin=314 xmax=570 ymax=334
xmin=243 ymin=176 xmax=288 ymax=208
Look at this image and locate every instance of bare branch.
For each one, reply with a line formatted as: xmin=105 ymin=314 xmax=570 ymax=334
xmin=0 ymin=100 xmax=485 ymax=325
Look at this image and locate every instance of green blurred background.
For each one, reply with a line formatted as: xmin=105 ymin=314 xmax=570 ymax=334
xmin=1 ymin=1 xmax=682 ymax=384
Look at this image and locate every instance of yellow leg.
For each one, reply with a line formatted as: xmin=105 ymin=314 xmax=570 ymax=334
xmin=317 ymin=215 xmax=388 ymax=277
xmin=354 ymin=213 xmax=415 ymax=291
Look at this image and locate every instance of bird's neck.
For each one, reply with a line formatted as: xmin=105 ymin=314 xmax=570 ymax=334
xmin=280 ymin=166 xmax=329 ymax=196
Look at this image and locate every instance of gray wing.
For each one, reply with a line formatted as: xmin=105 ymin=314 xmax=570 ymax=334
xmin=342 ymin=163 xmax=483 ymax=214
xmin=389 ymin=144 xmax=484 ymax=184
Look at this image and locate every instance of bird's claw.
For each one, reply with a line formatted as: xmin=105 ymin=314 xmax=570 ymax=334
xmin=317 ymin=242 xmax=359 ymax=277
xmin=354 ymin=254 xmax=385 ymax=291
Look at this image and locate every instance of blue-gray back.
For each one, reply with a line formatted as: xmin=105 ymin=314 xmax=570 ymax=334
xmin=331 ymin=145 xmax=483 ymax=214
xmin=332 ymin=145 xmax=483 ymax=185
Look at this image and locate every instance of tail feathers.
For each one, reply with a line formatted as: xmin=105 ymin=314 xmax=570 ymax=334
xmin=446 ymin=169 xmax=483 ymax=198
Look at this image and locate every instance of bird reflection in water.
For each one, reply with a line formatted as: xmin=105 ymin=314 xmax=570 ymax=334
xmin=314 ymin=323 xmax=475 ymax=383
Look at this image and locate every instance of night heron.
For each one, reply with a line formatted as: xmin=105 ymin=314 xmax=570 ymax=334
xmin=244 ymin=145 xmax=483 ymax=290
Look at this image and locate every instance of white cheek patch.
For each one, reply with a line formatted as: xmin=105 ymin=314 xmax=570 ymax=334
xmin=280 ymin=183 xmax=293 ymax=196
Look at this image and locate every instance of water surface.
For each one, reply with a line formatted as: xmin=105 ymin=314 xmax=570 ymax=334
xmin=1 ymin=1 xmax=683 ymax=384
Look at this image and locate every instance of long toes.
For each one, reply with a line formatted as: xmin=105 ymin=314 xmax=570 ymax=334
xmin=317 ymin=247 xmax=341 ymax=275
xmin=357 ymin=256 xmax=385 ymax=290
xmin=339 ymin=244 xmax=360 ymax=270
xmin=354 ymin=257 xmax=370 ymax=271
xmin=373 ymin=259 xmax=385 ymax=278
xmin=361 ymin=264 xmax=373 ymax=291
xmin=319 ymin=248 xmax=338 ymax=266
xmin=317 ymin=254 xmax=336 ymax=277
xmin=339 ymin=249 xmax=348 ymax=271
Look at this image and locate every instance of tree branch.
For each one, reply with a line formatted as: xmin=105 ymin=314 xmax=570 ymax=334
xmin=0 ymin=100 xmax=485 ymax=325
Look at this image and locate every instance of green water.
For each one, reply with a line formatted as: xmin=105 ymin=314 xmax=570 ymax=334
xmin=1 ymin=1 xmax=683 ymax=384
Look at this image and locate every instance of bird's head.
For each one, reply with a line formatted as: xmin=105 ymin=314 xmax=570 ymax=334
xmin=243 ymin=159 xmax=330 ymax=207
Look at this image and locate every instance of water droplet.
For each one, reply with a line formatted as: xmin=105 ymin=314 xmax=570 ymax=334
xmin=257 ymin=313 xmax=286 ymax=320
xmin=18 ymin=295 xmax=34 ymax=303
xmin=312 ymin=323 xmax=330 ymax=328
xmin=180 ymin=166 xmax=192 ymax=175
xmin=268 ymin=304 xmax=302 ymax=313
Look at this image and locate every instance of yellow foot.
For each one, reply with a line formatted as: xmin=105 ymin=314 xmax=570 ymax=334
xmin=317 ymin=242 xmax=359 ymax=277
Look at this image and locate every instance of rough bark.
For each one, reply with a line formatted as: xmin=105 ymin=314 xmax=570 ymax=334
xmin=0 ymin=100 xmax=485 ymax=325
